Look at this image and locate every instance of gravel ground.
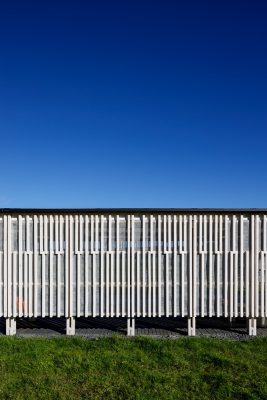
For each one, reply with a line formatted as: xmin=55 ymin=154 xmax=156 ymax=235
xmin=0 ymin=317 xmax=266 ymax=340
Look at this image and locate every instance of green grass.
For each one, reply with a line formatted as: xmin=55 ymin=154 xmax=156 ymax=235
xmin=0 ymin=336 xmax=266 ymax=400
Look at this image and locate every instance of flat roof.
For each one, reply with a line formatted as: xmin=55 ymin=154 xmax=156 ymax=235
xmin=0 ymin=208 xmax=267 ymax=214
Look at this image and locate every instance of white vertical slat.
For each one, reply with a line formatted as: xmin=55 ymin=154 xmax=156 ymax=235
xmin=42 ymin=215 xmax=49 ymax=316
xmin=57 ymin=255 xmax=61 ymax=318
xmin=209 ymin=215 xmax=213 ymax=317
xmin=215 ymin=215 xmax=219 ymax=317
xmin=234 ymin=253 xmax=238 ymax=318
xmin=179 ymin=214 xmax=182 ymax=254
xmin=84 ymin=215 xmax=89 ymax=317
xmin=224 ymin=215 xmax=228 ymax=317
xmin=74 ymin=216 xmax=78 ymax=253
xmin=111 ymin=251 xmax=114 ymax=317
xmin=106 ymin=252 xmax=109 ymax=317
xmin=41 ymin=216 xmax=46 ymax=317
xmin=58 ymin=215 xmax=63 ymax=317
xmin=3 ymin=215 xmax=9 ymax=317
xmin=200 ymin=215 xmax=205 ymax=317
xmin=55 ymin=215 xmax=59 ymax=317
xmin=127 ymin=215 xmax=131 ymax=317
xmin=7 ymin=215 xmax=11 ymax=317
xmin=152 ymin=252 xmax=156 ymax=318
xmin=43 ymin=215 xmax=48 ymax=267
xmin=217 ymin=215 xmax=223 ymax=317
xmin=100 ymin=215 xmax=104 ymax=317
xmin=76 ymin=253 xmax=80 ymax=318
xmin=122 ymin=250 xmax=126 ymax=317
xmin=251 ymin=215 xmax=255 ymax=318
xmin=116 ymin=215 xmax=120 ymax=317
xmin=199 ymin=215 xmax=203 ymax=252
xmin=163 ymin=215 xmax=167 ymax=253
xmin=173 ymin=215 xmax=177 ymax=317
xmin=158 ymin=215 xmax=161 ymax=317
xmin=168 ymin=215 xmax=171 ymax=252
xmin=106 ymin=217 xmax=109 ymax=316
xmin=49 ymin=215 xmax=53 ymax=317
xmin=149 ymin=215 xmax=153 ymax=317
xmin=55 ymin=215 xmax=59 ymax=252
xmin=93 ymin=215 xmax=98 ymax=317
xmin=148 ymin=250 xmax=151 ymax=317
xmin=230 ymin=252 xmax=233 ymax=318
xmin=55 ymin=215 xmax=60 ymax=317
xmin=214 ymin=215 xmax=218 ymax=253
xmin=142 ymin=215 xmax=146 ymax=316
xmin=131 ymin=215 xmax=135 ymax=318
xmin=109 ymin=215 xmax=114 ymax=317
xmin=26 ymin=215 xmax=33 ymax=317
xmin=69 ymin=216 xmax=73 ymax=318
xmin=245 ymin=250 xmax=250 ymax=316
xmin=152 ymin=217 xmax=156 ymax=317
xmin=240 ymin=215 xmax=244 ymax=318
xmin=137 ymin=251 xmax=141 ymax=316
xmin=204 ymin=215 xmax=208 ymax=317
xmin=12 ymin=252 xmax=17 ymax=317
xmin=181 ymin=215 xmax=186 ymax=317
xmin=260 ymin=252 xmax=265 ymax=317
xmin=60 ymin=216 xmax=64 ymax=316
xmin=24 ymin=252 xmax=28 ymax=317
xmin=76 ymin=219 xmax=80 ymax=318
xmin=164 ymin=216 xmax=169 ymax=317
xmin=219 ymin=215 xmax=223 ymax=253
xmin=65 ymin=216 xmax=69 ymax=317
xmin=188 ymin=215 xmax=193 ymax=318
xmin=28 ymin=253 xmax=33 ymax=317
xmin=233 ymin=216 xmax=238 ymax=317
xmin=18 ymin=216 xmax=23 ymax=317
xmin=77 ymin=217 xmax=81 ymax=317
xmin=193 ymin=215 xmax=197 ymax=318
xmin=255 ymin=215 xmax=259 ymax=317
xmin=168 ymin=215 xmax=172 ymax=316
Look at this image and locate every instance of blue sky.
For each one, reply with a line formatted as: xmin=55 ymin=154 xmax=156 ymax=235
xmin=0 ymin=1 xmax=266 ymax=208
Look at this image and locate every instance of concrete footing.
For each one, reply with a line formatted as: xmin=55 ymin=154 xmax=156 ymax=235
xmin=127 ymin=318 xmax=135 ymax=336
xmin=247 ymin=318 xmax=257 ymax=336
xmin=6 ymin=317 xmax=16 ymax=336
xmin=188 ymin=317 xmax=196 ymax=336
xmin=66 ymin=317 xmax=75 ymax=335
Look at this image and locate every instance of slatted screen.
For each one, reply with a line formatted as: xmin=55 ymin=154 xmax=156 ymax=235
xmin=0 ymin=213 xmax=266 ymax=319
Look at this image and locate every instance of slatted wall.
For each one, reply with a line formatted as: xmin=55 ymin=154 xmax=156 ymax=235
xmin=0 ymin=213 xmax=266 ymax=319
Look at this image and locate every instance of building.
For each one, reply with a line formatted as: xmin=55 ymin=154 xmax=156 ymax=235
xmin=0 ymin=208 xmax=266 ymax=336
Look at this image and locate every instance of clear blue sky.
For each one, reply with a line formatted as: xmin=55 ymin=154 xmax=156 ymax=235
xmin=0 ymin=1 xmax=266 ymax=208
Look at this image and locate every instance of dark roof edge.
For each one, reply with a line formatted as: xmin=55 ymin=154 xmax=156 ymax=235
xmin=0 ymin=208 xmax=267 ymax=214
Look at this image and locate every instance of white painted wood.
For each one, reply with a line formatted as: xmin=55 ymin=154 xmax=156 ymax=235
xmin=0 ymin=211 xmax=265 ymax=336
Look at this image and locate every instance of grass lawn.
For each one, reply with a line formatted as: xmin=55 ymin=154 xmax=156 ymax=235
xmin=0 ymin=336 xmax=266 ymax=399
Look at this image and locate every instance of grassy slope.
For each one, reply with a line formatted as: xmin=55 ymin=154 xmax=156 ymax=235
xmin=0 ymin=336 xmax=266 ymax=400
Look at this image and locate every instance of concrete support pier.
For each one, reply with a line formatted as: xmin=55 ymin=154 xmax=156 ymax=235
xmin=66 ymin=317 xmax=75 ymax=335
xmin=6 ymin=317 xmax=16 ymax=336
xmin=127 ymin=318 xmax=135 ymax=336
xmin=188 ymin=317 xmax=196 ymax=336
